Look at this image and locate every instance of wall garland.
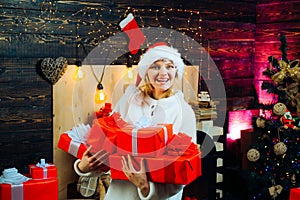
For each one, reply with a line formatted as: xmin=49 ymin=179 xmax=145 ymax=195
xmin=0 ymin=1 xmax=204 ymax=48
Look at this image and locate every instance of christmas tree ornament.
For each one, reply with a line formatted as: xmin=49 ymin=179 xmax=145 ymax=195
xmin=268 ymin=184 xmax=283 ymax=199
xmin=278 ymin=82 xmax=300 ymax=115
xmin=271 ymin=60 xmax=291 ymax=84
xmin=119 ymin=13 xmax=146 ymax=54
xmin=289 ymin=59 xmax=300 ymax=80
xmin=271 ymin=70 xmax=286 ymax=84
xmin=291 ymin=174 xmax=296 ymax=186
xmin=273 ymin=103 xmax=287 ymax=116
xmin=247 ymin=148 xmax=260 ymax=162
xmin=273 ymin=142 xmax=287 ymax=155
xmin=280 ymin=109 xmax=299 ymax=130
xmin=255 ymin=117 xmax=266 ymax=128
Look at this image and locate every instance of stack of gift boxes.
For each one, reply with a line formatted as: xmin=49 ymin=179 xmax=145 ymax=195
xmin=58 ymin=103 xmax=202 ymax=185
xmin=0 ymin=159 xmax=58 ymax=200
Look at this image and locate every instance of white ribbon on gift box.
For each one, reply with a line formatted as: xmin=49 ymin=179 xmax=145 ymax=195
xmin=132 ymin=128 xmax=139 ymax=156
xmin=66 ymin=123 xmax=91 ymax=156
xmin=131 ymin=122 xmax=168 ymax=156
xmin=0 ymin=168 xmax=30 ymax=185
xmin=33 ymin=158 xmax=54 ymax=178
xmin=12 ymin=184 xmax=23 ymax=200
xmin=0 ymin=167 xmax=31 ymax=200
xmin=68 ymin=140 xmax=81 ymax=157
xmin=67 ymin=123 xmax=91 ymax=144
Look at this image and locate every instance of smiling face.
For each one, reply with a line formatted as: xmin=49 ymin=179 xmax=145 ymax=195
xmin=146 ymin=59 xmax=177 ymax=99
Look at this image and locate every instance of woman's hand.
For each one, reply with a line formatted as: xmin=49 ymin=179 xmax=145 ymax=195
xmin=122 ymin=155 xmax=150 ymax=197
xmin=78 ymin=146 xmax=110 ymax=173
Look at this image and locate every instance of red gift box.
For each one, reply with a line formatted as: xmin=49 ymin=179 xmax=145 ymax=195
xmin=161 ymin=153 xmax=201 ymax=184
xmin=116 ymin=124 xmax=173 ymax=157
xmin=290 ymin=188 xmax=300 ymax=200
xmin=109 ymin=155 xmax=141 ymax=180
xmin=57 ymin=133 xmax=87 ymax=159
xmin=87 ymin=112 xmax=127 ymax=155
xmin=28 ymin=163 xmax=57 ymax=179
xmin=109 ymin=155 xmax=174 ymax=183
xmin=110 ymin=131 xmax=201 ymax=185
xmin=0 ymin=178 xmax=58 ymax=200
xmin=109 ymin=152 xmax=201 ymax=185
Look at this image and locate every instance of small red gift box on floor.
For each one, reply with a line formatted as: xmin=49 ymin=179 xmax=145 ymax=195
xmin=0 ymin=178 xmax=58 ymax=200
xmin=57 ymin=133 xmax=87 ymax=159
xmin=28 ymin=159 xmax=57 ymax=179
xmin=290 ymin=188 xmax=300 ymax=200
xmin=116 ymin=124 xmax=173 ymax=157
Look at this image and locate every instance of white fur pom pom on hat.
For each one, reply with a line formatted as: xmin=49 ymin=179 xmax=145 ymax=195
xmin=137 ymin=44 xmax=185 ymax=81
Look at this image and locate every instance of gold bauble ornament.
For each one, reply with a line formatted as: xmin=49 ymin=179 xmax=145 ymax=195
xmin=247 ymin=148 xmax=260 ymax=162
xmin=274 ymin=142 xmax=287 ymax=155
xmin=273 ymin=103 xmax=287 ymax=116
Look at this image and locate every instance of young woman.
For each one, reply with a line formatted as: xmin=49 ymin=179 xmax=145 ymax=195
xmin=74 ymin=44 xmax=197 ymax=200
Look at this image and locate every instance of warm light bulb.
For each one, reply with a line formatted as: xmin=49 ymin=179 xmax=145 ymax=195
xmin=77 ymin=67 xmax=84 ymax=79
xmin=72 ymin=61 xmax=85 ymax=81
xmin=125 ymin=66 xmax=134 ymax=82
xmin=95 ymin=83 xmax=106 ymax=104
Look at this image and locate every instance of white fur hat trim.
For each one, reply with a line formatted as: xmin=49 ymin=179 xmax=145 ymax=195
xmin=137 ymin=45 xmax=185 ymax=80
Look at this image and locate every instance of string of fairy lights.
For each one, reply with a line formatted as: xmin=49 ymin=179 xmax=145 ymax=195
xmin=0 ymin=2 xmax=204 ymax=47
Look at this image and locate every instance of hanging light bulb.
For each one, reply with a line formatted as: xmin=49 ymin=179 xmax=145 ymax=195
xmin=125 ymin=53 xmax=134 ymax=82
xmin=95 ymin=83 xmax=106 ymax=104
xmin=72 ymin=60 xmax=85 ymax=81
xmin=125 ymin=66 xmax=134 ymax=82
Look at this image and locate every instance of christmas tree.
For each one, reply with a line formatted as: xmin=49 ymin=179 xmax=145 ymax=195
xmin=243 ymin=34 xmax=300 ymax=199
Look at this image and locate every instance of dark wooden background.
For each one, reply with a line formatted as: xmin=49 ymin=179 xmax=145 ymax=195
xmin=0 ymin=0 xmax=299 ymax=180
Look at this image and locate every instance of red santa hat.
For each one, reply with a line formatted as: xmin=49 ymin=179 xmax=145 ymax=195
xmin=136 ymin=42 xmax=185 ymax=86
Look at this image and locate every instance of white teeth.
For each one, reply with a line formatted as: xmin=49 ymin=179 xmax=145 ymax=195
xmin=156 ymin=78 xmax=169 ymax=82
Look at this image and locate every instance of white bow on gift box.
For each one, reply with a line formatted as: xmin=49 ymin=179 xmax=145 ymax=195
xmin=133 ymin=116 xmax=153 ymax=128
xmin=67 ymin=123 xmax=91 ymax=144
xmin=32 ymin=158 xmax=54 ymax=179
xmin=0 ymin=168 xmax=30 ymax=185
xmin=66 ymin=123 xmax=91 ymax=156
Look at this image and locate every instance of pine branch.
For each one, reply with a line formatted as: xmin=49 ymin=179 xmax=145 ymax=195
xmin=279 ymin=33 xmax=288 ymax=62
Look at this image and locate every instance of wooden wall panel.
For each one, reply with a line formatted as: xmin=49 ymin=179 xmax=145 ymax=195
xmin=256 ymin=1 xmax=300 ymax=23
xmin=203 ymin=21 xmax=256 ymax=40
xmin=0 ymin=129 xmax=52 ymax=173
